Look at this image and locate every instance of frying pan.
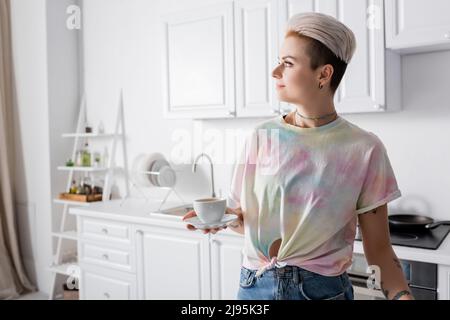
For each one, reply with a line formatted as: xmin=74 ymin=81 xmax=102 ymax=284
xmin=388 ymin=214 xmax=450 ymax=231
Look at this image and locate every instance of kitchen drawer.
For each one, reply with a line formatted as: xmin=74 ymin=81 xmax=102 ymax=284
xmin=80 ymin=218 xmax=131 ymax=244
xmin=80 ymin=242 xmax=135 ymax=273
xmin=81 ymin=264 xmax=137 ymax=300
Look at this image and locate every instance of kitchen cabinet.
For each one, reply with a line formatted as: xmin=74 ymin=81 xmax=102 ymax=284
xmin=74 ymin=210 xmax=245 ymax=300
xmin=134 ymin=225 xmax=211 ymax=299
xmin=160 ymin=2 xmax=236 ymax=119
xmin=234 ymin=0 xmax=280 ymax=118
xmin=385 ymin=0 xmax=450 ymax=54
xmin=162 ymin=0 xmax=402 ymax=119
xmin=161 ymin=0 xmax=281 ymax=119
xmin=279 ymin=0 xmax=401 ymax=113
xmin=438 ymin=265 xmax=450 ymax=300
xmin=80 ymin=264 xmax=137 ymax=300
xmin=210 ymin=232 xmax=245 ymax=299
xmin=77 ymin=217 xmax=138 ymax=300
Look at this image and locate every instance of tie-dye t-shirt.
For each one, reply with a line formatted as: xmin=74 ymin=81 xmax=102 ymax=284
xmin=227 ymin=114 xmax=401 ymax=276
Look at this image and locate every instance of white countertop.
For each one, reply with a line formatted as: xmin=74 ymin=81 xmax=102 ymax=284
xmin=70 ymin=198 xmax=450 ymax=266
xmin=69 ymin=198 xmax=192 ymax=225
xmin=353 ymin=235 xmax=450 ymax=266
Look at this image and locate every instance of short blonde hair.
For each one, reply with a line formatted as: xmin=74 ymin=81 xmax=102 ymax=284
xmin=286 ymin=12 xmax=356 ymax=64
xmin=285 ymin=13 xmax=357 ymax=92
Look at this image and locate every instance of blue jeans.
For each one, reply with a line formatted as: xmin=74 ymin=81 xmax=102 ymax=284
xmin=237 ymin=265 xmax=354 ymax=300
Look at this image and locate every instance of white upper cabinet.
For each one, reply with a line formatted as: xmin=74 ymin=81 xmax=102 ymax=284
xmin=161 ymin=0 xmax=403 ymax=119
xmin=279 ymin=0 xmax=401 ymax=113
xmin=160 ymin=2 xmax=236 ymax=119
xmin=386 ymin=0 xmax=450 ymax=54
xmin=234 ymin=0 xmax=280 ymax=118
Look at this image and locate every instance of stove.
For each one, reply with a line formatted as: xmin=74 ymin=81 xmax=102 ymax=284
xmin=355 ymin=225 xmax=450 ymax=250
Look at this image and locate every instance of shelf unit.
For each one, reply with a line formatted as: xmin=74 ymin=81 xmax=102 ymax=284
xmin=57 ymin=166 xmax=109 ymax=172
xmin=53 ymin=199 xmax=91 ymax=207
xmin=61 ymin=133 xmax=117 ymax=138
xmin=49 ymin=91 xmax=129 ymax=299
xmin=51 ymin=231 xmax=79 ymax=241
xmin=49 ymin=262 xmax=79 ymax=276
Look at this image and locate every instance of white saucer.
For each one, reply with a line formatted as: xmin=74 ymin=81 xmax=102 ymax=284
xmin=185 ymin=214 xmax=239 ymax=230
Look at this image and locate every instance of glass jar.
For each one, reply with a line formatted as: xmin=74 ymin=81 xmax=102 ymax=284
xmin=69 ymin=180 xmax=78 ymax=194
xmin=81 ymin=142 xmax=91 ymax=167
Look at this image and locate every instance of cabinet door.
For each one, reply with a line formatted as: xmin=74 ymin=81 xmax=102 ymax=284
xmin=279 ymin=0 xmax=389 ymax=113
xmin=135 ymin=226 xmax=211 ymax=299
xmin=437 ymin=265 xmax=450 ymax=300
xmin=386 ymin=0 xmax=450 ymax=53
xmin=210 ymin=232 xmax=245 ymax=300
xmin=161 ymin=2 xmax=236 ymax=119
xmin=235 ymin=0 xmax=280 ymax=117
xmin=80 ymin=264 xmax=137 ymax=300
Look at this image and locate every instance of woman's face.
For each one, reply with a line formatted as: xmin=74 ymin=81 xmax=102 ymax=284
xmin=272 ymin=35 xmax=322 ymax=105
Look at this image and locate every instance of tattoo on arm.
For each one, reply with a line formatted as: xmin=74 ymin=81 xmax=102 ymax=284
xmin=381 ymin=281 xmax=412 ymax=300
xmin=393 ymin=257 xmax=402 ymax=270
xmin=392 ymin=290 xmax=412 ymax=300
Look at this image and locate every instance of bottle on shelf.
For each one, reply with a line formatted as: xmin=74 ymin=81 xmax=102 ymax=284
xmin=75 ymin=150 xmax=83 ymax=167
xmin=95 ymin=178 xmax=105 ymax=196
xmin=97 ymin=121 xmax=105 ymax=134
xmin=81 ymin=174 xmax=92 ymax=195
xmin=82 ymin=142 xmax=91 ymax=167
xmin=76 ymin=177 xmax=84 ymax=195
xmin=69 ymin=179 xmax=78 ymax=194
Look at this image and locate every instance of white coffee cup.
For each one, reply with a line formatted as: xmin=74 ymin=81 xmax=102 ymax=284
xmin=193 ymin=197 xmax=227 ymax=224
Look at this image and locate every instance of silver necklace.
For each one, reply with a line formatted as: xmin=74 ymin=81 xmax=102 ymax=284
xmin=294 ymin=110 xmax=337 ymax=127
xmin=295 ymin=110 xmax=336 ymax=124
xmin=295 ymin=110 xmax=337 ymax=121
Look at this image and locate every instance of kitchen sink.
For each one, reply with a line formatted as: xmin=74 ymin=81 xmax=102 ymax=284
xmin=153 ymin=204 xmax=194 ymax=217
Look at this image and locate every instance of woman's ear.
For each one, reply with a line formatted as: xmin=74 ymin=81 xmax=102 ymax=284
xmin=319 ymin=64 xmax=334 ymax=86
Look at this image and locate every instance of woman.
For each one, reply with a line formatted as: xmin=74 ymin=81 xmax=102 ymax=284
xmin=183 ymin=12 xmax=413 ymax=300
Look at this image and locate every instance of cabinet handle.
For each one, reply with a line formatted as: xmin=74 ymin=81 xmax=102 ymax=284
xmin=101 ymin=228 xmax=108 ymax=234
xmin=136 ymin=229 xmax=143 ymax=235
xmin=104 ymin=292 xmax=110 ymax=299
xmin=102 ymin=254 xmax=109 ymax=260
xmin=228 ymin=111 xmax=236 ymax=116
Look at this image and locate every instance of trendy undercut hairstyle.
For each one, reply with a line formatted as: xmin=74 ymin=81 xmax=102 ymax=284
xmin=285 ymin=12 xmax=357 ymax=93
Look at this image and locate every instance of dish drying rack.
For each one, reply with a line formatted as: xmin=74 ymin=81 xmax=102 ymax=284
xmin=122 ymin=152 xmax=188 ymax=212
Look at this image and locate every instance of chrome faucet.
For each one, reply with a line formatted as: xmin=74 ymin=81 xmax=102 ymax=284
xmin=192 ymin=153 xmax=216 ymax=198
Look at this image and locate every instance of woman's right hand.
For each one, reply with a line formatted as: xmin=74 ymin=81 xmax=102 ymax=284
xmin=182 ymin=210 xmax=229 ymax=234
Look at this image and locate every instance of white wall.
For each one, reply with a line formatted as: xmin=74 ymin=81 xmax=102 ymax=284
xmin=81 ymin=0 xmax=450 ymax=221
xmin=81 ymin=0 xmax=230 ymax=201
xmin=344 ymin=50 xmax=450 ymax=221
xmin=10 ymin=0 xmax=53 ymax=292
xmin=11 ymin=0 xmax=81 ymax=295
xmin=46 ymin=0 xmax=81 ymax=296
